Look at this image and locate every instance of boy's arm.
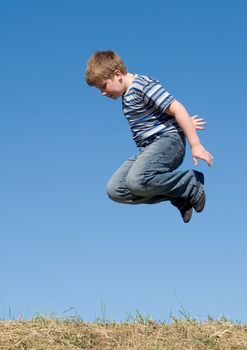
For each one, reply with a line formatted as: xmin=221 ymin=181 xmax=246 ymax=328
xmin=165 ymin=100 xmax=213 ymax=166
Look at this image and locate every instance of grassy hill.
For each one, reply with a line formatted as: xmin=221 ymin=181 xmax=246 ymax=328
xmin=1 ymin=316 xmax=247 ymax=349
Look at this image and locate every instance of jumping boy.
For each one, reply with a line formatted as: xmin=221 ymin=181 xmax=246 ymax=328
xmin=85 ymin=51 xmax=213 ymax=223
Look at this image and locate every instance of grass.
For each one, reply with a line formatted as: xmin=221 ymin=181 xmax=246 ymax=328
xmin=1 ymin=312 xmax=247 ymax=350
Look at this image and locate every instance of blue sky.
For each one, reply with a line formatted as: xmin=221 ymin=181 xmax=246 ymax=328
xmin=0 ymin=0 xmax=247 ymax=322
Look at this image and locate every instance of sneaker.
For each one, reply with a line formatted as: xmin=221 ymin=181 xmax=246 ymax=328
xmin=193 ymin=190 xmax=206 ymax=212
xmin=179 ymin=204 xmax=193 ymax=223
xmin=195 ymin=171 xmax=205 ymax=185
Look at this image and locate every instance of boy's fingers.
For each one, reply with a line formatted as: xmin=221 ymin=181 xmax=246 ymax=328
xmin=195 ymin=153 xmax=213 ymax=167
xmin=206 ymin=154 xmax=213 ymax=166
xmin=206 ymin=152 xmax=213 ymax=166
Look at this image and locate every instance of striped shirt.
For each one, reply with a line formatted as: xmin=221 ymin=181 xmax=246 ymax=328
xmin=122 ymin=74 xmax=182 ymax=147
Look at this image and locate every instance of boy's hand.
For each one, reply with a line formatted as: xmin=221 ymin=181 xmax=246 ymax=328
xmin=191 ymin=143 xmax=213 ymax=167
xmin=191 ymin=115 xmax=206 ymax=130
xmin=165 ymin=101 xmax=213 ymax=166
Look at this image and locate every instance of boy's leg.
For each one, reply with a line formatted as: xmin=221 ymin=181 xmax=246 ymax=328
xmin=106 ymin=156 xmax=171 ymax=205
xmin=106 ymin=156 xmax=139 ymax=204
xmin=170 ymin=172 xmax=204 ymax=208
xmin=125 ymin=132 xmax=204 ymax=207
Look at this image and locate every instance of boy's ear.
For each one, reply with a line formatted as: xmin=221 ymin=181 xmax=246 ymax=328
xmin=114 ymin=69 xmax=123 ymax=83
xmin=114 ymin=69 xmax=122 ymax=78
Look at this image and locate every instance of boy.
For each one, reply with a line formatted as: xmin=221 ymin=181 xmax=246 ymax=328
xmin=85 ymin=51 xmax=213 ymax=223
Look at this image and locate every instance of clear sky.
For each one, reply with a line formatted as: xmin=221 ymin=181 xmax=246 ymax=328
xmin=0 ymin=0 xmax=247 ymax=322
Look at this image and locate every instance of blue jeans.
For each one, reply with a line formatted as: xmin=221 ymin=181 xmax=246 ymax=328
xmin=106 ymin=132 xmax=204 ymax=209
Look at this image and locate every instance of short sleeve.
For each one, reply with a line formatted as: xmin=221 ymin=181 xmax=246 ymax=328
xmin=142 ymin=80 xmax=175 ymax=112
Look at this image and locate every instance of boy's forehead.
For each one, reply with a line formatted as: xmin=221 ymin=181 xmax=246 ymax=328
xmin=96 ymin=79 xmax=108 ymax=88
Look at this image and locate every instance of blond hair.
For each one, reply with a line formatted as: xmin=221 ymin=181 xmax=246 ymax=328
xmin=85 ymin=50 xmax=127 ymax=86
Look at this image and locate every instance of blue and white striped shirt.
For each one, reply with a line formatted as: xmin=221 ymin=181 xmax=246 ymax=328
xmin=122 ymin=74 xmax=182 ymax=147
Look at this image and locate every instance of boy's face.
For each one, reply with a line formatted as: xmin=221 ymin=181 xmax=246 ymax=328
xmin=96 ymin=71 xmax=125 ymax=99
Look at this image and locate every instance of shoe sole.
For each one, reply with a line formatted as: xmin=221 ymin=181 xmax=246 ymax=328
xmin=193 ymin=191 xmax=206 ymax=212
xmin=180 ymin=207 xmax=193 ymax=223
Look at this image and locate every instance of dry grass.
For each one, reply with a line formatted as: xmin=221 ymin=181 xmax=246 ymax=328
xmin=1 ymin=317 xmax=247 ymax=350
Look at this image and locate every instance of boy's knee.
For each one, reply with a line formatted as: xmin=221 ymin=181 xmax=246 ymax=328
xmin=106 ymin=178 xmax=119 ymax=202
xmin=106 ymin=177 xmax=129 ymax=203
xmin=126 ymin=172 xmax=146 ymax=196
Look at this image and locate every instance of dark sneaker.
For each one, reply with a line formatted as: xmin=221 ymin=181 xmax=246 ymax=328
xmin=195 ymin=171 xmax=205 ymax=185
xmin=179 ymin=204 xmax=193 ymax=223
xmin=193 ymin=190 xmax=206 ymax=212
